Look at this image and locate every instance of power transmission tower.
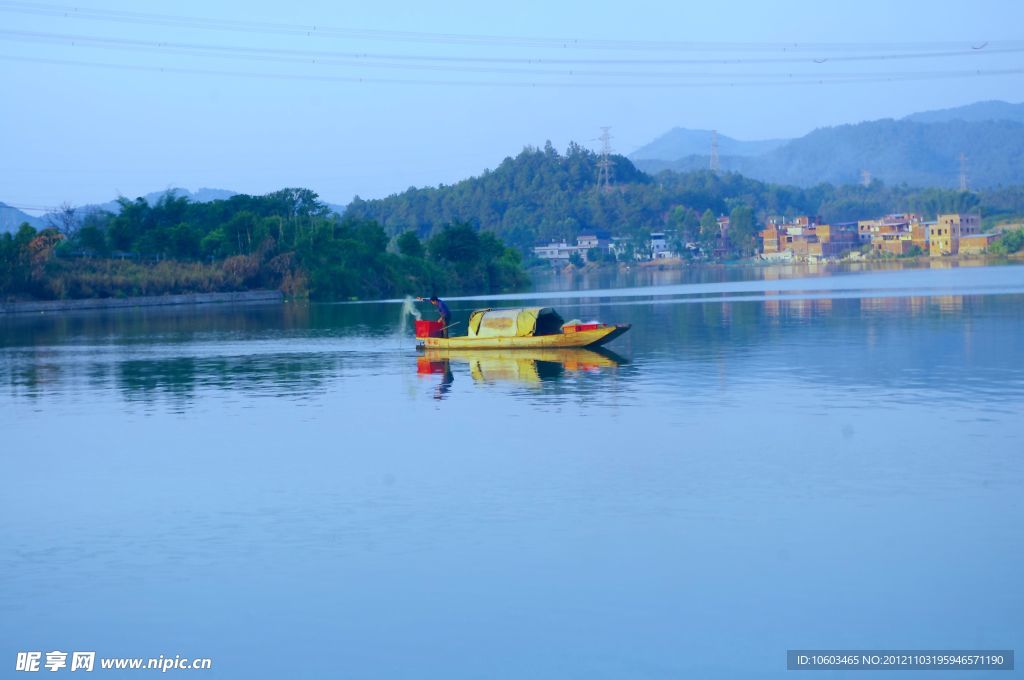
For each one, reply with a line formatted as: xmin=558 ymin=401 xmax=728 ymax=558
xmin=860 ymin=169 xmax=872 ymax=187
xmin=958 ymin=152 xmax=968 ymax=192
xmin=597 ymin=127 xmax=613 ymax=192
xmin=710 ymin=129 xmax=720 ymax=173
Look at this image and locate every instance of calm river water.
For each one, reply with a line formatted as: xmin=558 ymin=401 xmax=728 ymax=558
xmin=2 ymin=262 xmax=1022 ymax=678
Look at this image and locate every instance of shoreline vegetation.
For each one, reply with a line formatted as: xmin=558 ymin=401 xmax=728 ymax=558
xmin=4 ymin=147 xmax=1024 ymax=306
xmin=0 ymin=189 xmax=529 ymax=304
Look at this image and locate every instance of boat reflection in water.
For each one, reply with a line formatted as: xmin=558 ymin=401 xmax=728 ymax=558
xmin=416 ymin=348 xmax=626 ymax=397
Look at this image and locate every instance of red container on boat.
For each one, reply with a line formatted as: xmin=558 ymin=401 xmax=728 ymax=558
xmin=563 ymin=323 xmax=600 ymax=333
xmin=415 ymin=319 xmax=445 ymax=338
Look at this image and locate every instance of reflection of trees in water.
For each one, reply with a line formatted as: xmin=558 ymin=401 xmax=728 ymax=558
xmin=0 ymin=302 xmax=312 ymax=349
xmin=117 ymin=353 xmax=343 ymax=405
xmin=1 ymin=349 xmax=345 ymax=405
xmin=118 ymin=357 xmax=198 ymax=405
xmin=1 ymin=352 xmax=63 ymax=398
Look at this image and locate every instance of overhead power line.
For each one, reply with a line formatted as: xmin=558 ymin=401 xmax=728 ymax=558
xmin=2 ymin=28 xmax=1021 ymax=71
xmin=0 ymin=202 xmax=57 ymax=212
xmin=3 ymin=53 xmax=1023 ymax=89
xmin=2 ymin=3 xmax=1021 ymax=88
xmin=0 ymin=0 xmax=1015 ymax=54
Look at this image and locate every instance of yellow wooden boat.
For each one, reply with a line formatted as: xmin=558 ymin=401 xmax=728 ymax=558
xmin=416 ymin=307 xmax=630 ymax=350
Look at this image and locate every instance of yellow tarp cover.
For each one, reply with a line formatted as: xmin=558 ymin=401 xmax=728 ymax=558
xmin=467 ymin=307 xmax=555 ymax=338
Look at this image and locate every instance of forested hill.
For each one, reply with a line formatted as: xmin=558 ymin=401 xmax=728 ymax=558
xmin=345 ymin=143 xmax=649 ymax=249
xmin=342 ymin=143 xmax=1024 ymax=252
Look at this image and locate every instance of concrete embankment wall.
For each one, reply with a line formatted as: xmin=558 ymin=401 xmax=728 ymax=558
xmin=1 ymin=290 xmax=284 ymax=315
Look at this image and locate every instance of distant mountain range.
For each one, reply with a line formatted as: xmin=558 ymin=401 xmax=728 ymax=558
xmin=631 ymin=100 xmax=1024 ymax=189
xmin=1 ymin=202 xmax=47 ymax=232
xmin=902 ymin=100 xmax=1024 ymax=124
xmin=1 ymin=187 xmax=347 ymax=234
xmin=630 ymin=129 xmax=789 ymax=160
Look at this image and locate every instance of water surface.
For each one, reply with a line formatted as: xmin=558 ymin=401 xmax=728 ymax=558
xmin=2 ymin=264 xmax=1022 ymax=678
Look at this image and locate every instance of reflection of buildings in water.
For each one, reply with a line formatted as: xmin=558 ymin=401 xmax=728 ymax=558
xmin=860 ymin=295 xmax=964 ymax=316
xmin=649 ymin=268 xmax=682 ymax=288
xmin=720 ymin=302 xmax=732 ymax=327
xmin=761 ymin=266 xmax=795 ymax=282
xmin=905 ymin=296 xmax=932 ymax=317
xmin=956 ymin=258 xmax=993 ymax=269
xmin=860 ymin=296 xmax=902 ymax=314
xmin=788 ymin=298 xmax=813 ymax=319
xmin=761 ymin=297 xmax=833 ymax=320
xmin=933 ymin=295 xmax=965 ymax=313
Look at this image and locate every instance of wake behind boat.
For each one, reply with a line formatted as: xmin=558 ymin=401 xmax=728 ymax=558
xmin=415 ymin=306 xmax=630 ymax=350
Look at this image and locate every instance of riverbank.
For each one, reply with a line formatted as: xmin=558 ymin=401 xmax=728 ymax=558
xmin=0 ymin=290 xmax=283 ymax=315
xmin=534 ymin=250 xmax=1024 ymax=275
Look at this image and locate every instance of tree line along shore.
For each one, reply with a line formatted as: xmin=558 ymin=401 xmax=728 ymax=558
xmin=0 ymin=189 xmax=528 ymax=303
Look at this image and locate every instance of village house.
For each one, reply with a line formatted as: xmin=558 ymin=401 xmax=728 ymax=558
xmin=649 ymin=232 xmax=670 ymax=259
xmin=959 ymin=233 xmax=1000 ymax=254
xmin=758 ymin=215 xmax=857 ymax=261
xmin=576 ymin=231 xmax=611 ymax=251
xmin=762 ymin=212 xmax=988 ymax=259
xmin=532 ymin=239 xmax=580 ymax=262
xmin=533 ymin=232 xmax=614 ymax=262
xmin=930 ymin=213 xmax=981 ymax=256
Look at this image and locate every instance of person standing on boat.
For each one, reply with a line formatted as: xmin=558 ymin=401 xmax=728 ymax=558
xmin=417 ymin=295 xmax=452 ymax=337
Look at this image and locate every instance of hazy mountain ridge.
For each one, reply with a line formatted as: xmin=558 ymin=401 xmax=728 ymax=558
xmin=2 ymin=188 xmax=347 ymax=234
xmin=0 ymin=203 xmax=47 ymax=232
xmin=902 ymin=100 xmax=1024 ymax=124
xmin=630 ymin=128 xmax=789 ymax=160
xmin=753 ymin=119 xmax=1024 ymax=187
xmin=632 ymin=107 xmax=1024 ymax=188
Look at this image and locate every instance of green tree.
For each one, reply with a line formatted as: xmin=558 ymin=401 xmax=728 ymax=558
xmin=77 ymin=224 xmax=109 ymax=256
xmin=428 ymin=222 xmax=481 ymax=266
xmin=699 ymin=209 xmax=718 ymax=250
xmin=997 ymin=228 xmax=1024 ymax=253
xmin=728 ymin=204 xmax=756 ymax=256
xmin=397 ymin=230 xmax=424 ymax=258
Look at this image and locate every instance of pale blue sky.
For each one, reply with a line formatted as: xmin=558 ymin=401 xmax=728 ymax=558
xmin=2 ymin=0 xmax=1022 ymax=209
